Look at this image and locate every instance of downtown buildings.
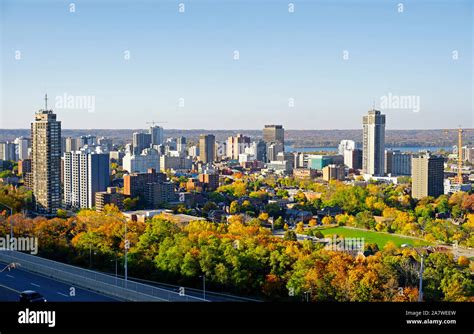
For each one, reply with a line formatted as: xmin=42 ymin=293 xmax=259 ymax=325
xmin=227 ymin=134 xmax=251 ymax=160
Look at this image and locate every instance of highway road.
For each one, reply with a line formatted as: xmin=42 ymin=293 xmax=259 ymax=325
xmin=0 ymin=262 xmax=117 ymax=302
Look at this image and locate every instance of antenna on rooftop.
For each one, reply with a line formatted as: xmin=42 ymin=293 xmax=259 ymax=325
xmin=44 ymin=93 xmax=48 ymax=110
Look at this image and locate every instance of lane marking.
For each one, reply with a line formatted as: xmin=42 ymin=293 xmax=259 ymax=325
xmin=6 ymin=274 xmax=15 ymax=278
xmin=57 ymin=292 xmax=68 ymax=297
xmin=0 ymin=283 xmax=21 ymax=294
xmin=31 ymin=283 xmax=40 ymax=287
xmin=0 ymin=261 xmax=118 ymax=301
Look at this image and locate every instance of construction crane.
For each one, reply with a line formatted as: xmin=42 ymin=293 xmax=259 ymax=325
xmin=444 ymin=127 xmax=473 ymax=184
xmin=146 ymin=120 xmax=168 ymax=127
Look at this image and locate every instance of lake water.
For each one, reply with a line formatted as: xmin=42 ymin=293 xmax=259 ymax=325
xmin=285 ymin=146 xmax=453 ymax=153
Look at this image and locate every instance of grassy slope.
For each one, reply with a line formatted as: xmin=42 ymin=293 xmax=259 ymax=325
xmin=316 ymin=226 xmax=431 ymax=248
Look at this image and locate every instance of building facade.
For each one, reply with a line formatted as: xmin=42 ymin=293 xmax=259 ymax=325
xmin=133 ymin=132 xmax=152 ymax=155
xmin=199 ymin=134 xmax=215 ymax=163
xmin=263 ymin=125 xmax=284 ymax=145
xmin=0 ymin=142 xmax=17 ymax=161
xmin=95 ymin=187 xmax=124 ymax=212
xmin=198 ymin=173 xmax=219 ymax=191
xmin=227 ymin=134 xmax=251 ymax=160
xmin=362 ymin=109 xmax=386 ymax=176
xmin=123 ymin=169 xmax=166 ymax=198
xmin=31 ymin=104 xmax=62 ymax=214
xmin=149 ymin=126 xmax=164 ymax=146
xmin=322 ymin=164 xmax=345 ymax=181
xmin=63 ymin=150 xmax=110 ymax=209
xmin=391 ymin=151 xmax=412 ymax=176
xmin=308 ymin=154 xmax=343 ymax=170
xmin=145 ymin=182 xmax=176 ymax=207
xmin=123 ymin=148 xmax=160 ymax=173
xmin=14 ymin=137 xmax=30 ymax=161
xmin=411 ymin=152 xmax=444 ymax=200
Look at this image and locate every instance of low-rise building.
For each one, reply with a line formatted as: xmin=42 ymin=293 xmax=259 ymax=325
xmin=123 ymin=168 xmax=166 ymax=198
xmin=198 ymin=173 xmax=219 ymax=191
xmin=145 ymin=182 xmax=176 ymax=207
xmin=322 ymin=164 xmax=345 ymax=181
xmin=293 ymin=168 xmax=317 ymax=179
xmin=95 ymin=187 xmax=124 ymax=212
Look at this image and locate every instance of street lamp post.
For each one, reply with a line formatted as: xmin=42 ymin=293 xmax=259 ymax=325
xmin=401 ymin=244 xmax=429 ymax=302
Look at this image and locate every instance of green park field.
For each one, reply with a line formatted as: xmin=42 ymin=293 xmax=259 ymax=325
xmin=315 ymin=226 xmax=431 ymax=248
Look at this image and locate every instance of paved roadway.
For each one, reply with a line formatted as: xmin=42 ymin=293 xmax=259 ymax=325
xmin=0 ymin=262 xmax=117 ymax=302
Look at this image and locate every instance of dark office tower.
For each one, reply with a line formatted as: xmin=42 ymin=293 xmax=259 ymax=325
xmin=411 ymin=152 xmax=444 ymax=200
xmin=177 ymin=136 xmax=187 ymax=155
xmin=132 ymin=132 xmax=152 ymax=154
xmin=385 ymin=150 xmax=394 ymax=174
xmin=149 ymin=125 xmax=164 ymax=146
xmin=256 ymin=140 xmax=267 ymax=162
xmin=362 ymin=109 xmax=385 ymax=176
xmin=31 ymin=95 xmax=61 ymax=215
xmin=199 ymin=134 xmax=215 ymax=164
xmin=263 ymin=125 xmax=284 ymax=145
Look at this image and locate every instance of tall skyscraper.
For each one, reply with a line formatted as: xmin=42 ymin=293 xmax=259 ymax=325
xmin=266 ymin=142 xmax=284 ymax=162
xmin=14 ymin=137 xmax=30 ymax=160
xmin=65 ymin=137 xmax=78 ymax=153
xmin=227 ymin=134 xmax=251 ymax=160
xmin=149 ymin=126 xmax=164 ymax=146
xmin=362 ymin=109 xmax=386 ymax=176
xmin=177 ymin=136 xmax=187 ymax=155
xmin=344 ymin=148 xmax=362 ymax=170
xmin=31 ymin=95 xmax=62 ymax=214
xmin=263 ymin=125 xmax=284 ymax=145
xmin=199 ymin=134 xmax=215 ymax=163
xmin=0 ymin=142 xmax=17 ymax=161
xmin=338 ymin=140 xmax=356 ymax=155
xmin=133 ymin=132 xmax=152 ymax=154
xmin=411 ymin=152 xmax=444 ymax=200
xmin=63 ymin=149 xmax=110 ymax=209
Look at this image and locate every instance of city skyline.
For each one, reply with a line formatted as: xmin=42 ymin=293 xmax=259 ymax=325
xmin=1 ymin=0 xmax=472 ymax=130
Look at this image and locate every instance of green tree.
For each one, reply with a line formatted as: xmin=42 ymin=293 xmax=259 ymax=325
xmin=273 ymin=216 xmax=284 ymax=230
xmin=283 ymin=230 xmax=297 ymax=241
xmin=229 ymin=201 xmax=241 ymax=214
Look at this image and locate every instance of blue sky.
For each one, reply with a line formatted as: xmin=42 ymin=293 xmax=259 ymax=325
xmin=0 ymin=0 xmax=472 ymax=129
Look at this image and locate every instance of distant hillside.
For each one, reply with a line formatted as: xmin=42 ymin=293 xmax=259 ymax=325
xmin=0 ymin=129 xmax=472 ymax=148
